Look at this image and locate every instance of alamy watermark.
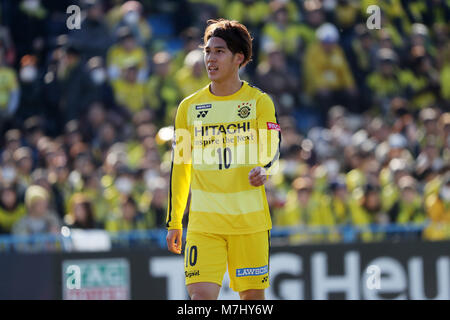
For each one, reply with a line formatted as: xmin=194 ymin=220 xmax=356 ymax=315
xmin=366 ymin=264 xmax=381 ymax=290
xmin=66 ymin=5 xmax=81 ymax=30
xmin=366 ymin=5 xmax=381 ymax=30
xmin=171 ymin=124 xmax=280 ymax=174
xmin=66 ymin=264 xmax=81 ymax=290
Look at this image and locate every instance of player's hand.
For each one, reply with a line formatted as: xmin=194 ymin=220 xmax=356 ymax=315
xmin=248 ymin=166 xmax=267 ymax=187
xmin=166 ymin=229 xmax=183 ymax=254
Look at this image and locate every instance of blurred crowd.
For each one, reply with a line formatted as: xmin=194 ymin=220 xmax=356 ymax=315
xmin=0 ymin=0 xmax=449 ymax=246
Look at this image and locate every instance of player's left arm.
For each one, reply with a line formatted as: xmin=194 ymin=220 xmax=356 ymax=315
xmin=248 ymin=93 xmax=281 ymax=187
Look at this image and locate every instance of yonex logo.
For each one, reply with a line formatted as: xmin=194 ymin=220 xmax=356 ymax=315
xmin=195 ymin=104 xmax=212 ymax=110
xmin=197 ymin=110 xmax=208 ymax=118
xmin=236 ymin=265 xmax=268 ymax=277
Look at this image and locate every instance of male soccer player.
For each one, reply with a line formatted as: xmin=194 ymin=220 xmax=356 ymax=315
xmin=166 ymin=19 xmax=281 ymax=300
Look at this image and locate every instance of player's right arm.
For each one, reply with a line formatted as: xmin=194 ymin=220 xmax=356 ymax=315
xmin=166 ymin=100 xmax=192 ymax=254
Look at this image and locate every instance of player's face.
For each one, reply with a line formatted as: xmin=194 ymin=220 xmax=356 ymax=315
xmin=204 ymin=36 xmax=242 ymax=82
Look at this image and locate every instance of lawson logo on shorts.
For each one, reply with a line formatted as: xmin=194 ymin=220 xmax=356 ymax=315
xmin=236 ymin=265 xmax=268 ymax=277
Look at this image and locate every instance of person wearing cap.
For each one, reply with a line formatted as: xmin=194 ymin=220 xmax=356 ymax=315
xmin=423 ymin=174 xmax=450 ymax=240
xmin=108 ymin=0 xmax=152 ymax=49
xmin=12 ymin=185 xmax=61 ymax=237
xmin=106 ymin=26 xmax=148 ymax=82
xmin=408 ymin=23 xmax=436 ymax=59
xmin=68 ymin=0 xmax=113 ymax=60
xmin=367 ymin=48 xmax=402 ymax=112
xmin=417 ymin=107 xmax=440 ymax=147
xmin=174 ymin=49 xmax=209 ymax=98
xmin=303 ymin=22 xmax=356 ymax=119
xmin=387 ymin=175 xmax=426 ymax=239
xmin=13 ymin=147 xmax=34 ymax=187
xmin=57 ymin=43 xmax=93 ymax=126
xmin=145 ymin=51 xmax=181 ymax=127
xmin=347 ymin=183 xmax=389 ymax=242
xmin=254 ymin=45 xmax=299 ymax=115
xmin=324 ymin=177 xmax=352 ymax=226
xmin=348 ymin=24 xmax=377 ymax=111
xmin=380 ymin=157 xmax=412 ymax=212
xmin=111 ymin=59 xmax=147 ymax=113
xmin=399 ymin=45 xmax=440 ymax=110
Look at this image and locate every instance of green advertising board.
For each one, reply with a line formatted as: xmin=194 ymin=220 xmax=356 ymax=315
xmin=62 ymin=258 xmax=130 ymax=300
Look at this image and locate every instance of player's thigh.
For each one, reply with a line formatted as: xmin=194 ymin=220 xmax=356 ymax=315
xmin=184 ymin=231 xmax=228 ymax=288
xmin=227 ymin=230 xmax=271 ymax=292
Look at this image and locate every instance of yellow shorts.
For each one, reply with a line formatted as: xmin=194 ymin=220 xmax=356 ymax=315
xmin=184 ymin=230 xmax=270 ymax=292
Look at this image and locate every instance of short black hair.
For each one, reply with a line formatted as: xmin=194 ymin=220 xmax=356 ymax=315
xmin=203 ymin=19 xmax=253 ymax=67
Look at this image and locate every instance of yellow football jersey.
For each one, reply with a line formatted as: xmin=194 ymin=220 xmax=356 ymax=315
xmin=166 ymin=81 xmax=281 ymax=235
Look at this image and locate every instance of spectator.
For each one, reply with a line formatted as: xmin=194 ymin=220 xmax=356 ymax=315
xmin=84 ymin=57 xmax=118 ymax=114
xmin=325 ymin=177 xmax=352 ymax=226
xmin=107 ymin=26 xmax=148 ymax=82
xmin=388 ymin=175 xmax=426 ymax=228
xmin=348 ymin=24 xmax=377 ymax=110
xmin=43 ymin=44 xmax=90 ymax=129
xmin=303 ymin=23 xmax=356 ymax=120
xmin=9 ymin=0 xmax=47 ymax=64
xmin=174 ymin=49 xmax=209 ymax=97
xmin=15 ymin=55 xmax=43 ymax=124
xmin=260 ymin=2 xmax=305 ymax=65
xmin=170 ymin=27 xmax=202 ymax=76
xmin=13 ymin=147 xmax=34 ymax=187
xmin=0 ymin=160 xmax=21 ymax=194
xmin=105 ymin=195 xmax=153 ymax=232
xmin=274 ymin=176 xmax=328 ymax=243
xmin=64 ymin=193 xmax=102 ymax=229
xmin=92 ymin=123 xmax=120 ymax=160
xmin=399 ymin=46 xmax=441 ymax=110
xmin=222 ymin=0 xmax=270 ymax=30
xmin=254 ymin=46 xmax=299 ymax=115
xmin=0 ymin=49 xmax=20 ymax=134
xmin=12 ymin=184 xmax=61 ymax=236
xmin=148 ymin=183 xmax=168 ymax=228
xmin=349 ymin=183 xmax=387 ymax=242
xmin=367 ymin=48 xmax=403 ymax=113
xmin=1 ymin=129 xmax=23 ymax=161
xmin=0 ymin=27 xmax=17 ymax=67
xmin=110 ymin=1 xmax=152 ymax=49
xmin=423 ymin=174 xmax=450 ymax=240
xmin=145 ymin=51 xmax=181 ymax=126
xmin=111 ymin=61 xmax=147 ymax=114
xmin=69 ymin=0 xmax=113 ymax=60
xmin=0 ymin=184 xmax=26 ymax=234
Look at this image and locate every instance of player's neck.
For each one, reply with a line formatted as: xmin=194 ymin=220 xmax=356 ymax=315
xmin=209 ymin=75 xmax=243 ymax=97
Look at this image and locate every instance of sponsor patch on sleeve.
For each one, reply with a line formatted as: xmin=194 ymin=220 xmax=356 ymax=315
xmin=267 ymin=122 xmax=281 ymax=131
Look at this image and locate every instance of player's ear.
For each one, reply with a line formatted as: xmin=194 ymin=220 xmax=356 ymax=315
xmin=235 ymin=52 xmax=245 ymax=67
